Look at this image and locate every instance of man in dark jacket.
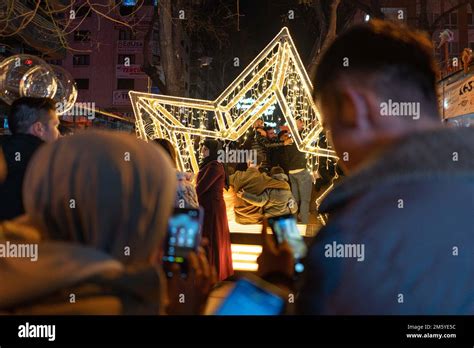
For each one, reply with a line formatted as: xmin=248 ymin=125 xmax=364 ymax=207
xmin=0 ymin=97 xmax=60 ymax=221
xmin=241 ymin=119 xmax=273 ymax=172
xmin=283 ymin=118 xmax=312 ymax=224
xmin=257 ymin=20 xmax=474 ymax=314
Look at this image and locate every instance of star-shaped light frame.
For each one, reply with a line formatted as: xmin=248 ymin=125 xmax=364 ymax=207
xmin=130 ymin=27 xmax=337 ymax=173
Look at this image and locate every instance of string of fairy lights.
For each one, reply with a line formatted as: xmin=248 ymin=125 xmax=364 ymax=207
xmin=130 ymin=27 xmax=339 ymax=182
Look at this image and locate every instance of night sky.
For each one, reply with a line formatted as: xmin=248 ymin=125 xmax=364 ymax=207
xmin=210 ymin=0 xmax=317 ymax=87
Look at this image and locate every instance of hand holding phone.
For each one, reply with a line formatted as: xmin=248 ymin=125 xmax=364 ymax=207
xmin=266 ymin=214 xmax=307 ymax=274
xmin=256 ymin=219 xmax=295 ymax=280
xmin=162 ymin=207 xmax=203 ymax=278
xmin=166 ymin=248 xmax=217 ymax=315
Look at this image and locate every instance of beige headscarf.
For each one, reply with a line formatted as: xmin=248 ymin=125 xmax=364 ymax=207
xmin=22 ymin=130 xmax=177 ymax=265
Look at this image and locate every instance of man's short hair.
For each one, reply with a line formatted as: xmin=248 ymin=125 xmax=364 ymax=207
xmin=278 ymin=130 xmax=289 ymax=140
xmin=8 ymin=97 xmax=57 ymax=134
xmin=314 ymin=20 xmax=439 ymax=113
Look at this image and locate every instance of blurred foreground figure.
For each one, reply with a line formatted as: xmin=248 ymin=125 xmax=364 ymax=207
xmin=154 ymin=138 xmax=199 ymax=208
xmin=0 ymin=97 xmax=60 ymax=221
xmin=259 ymin=20 xmax=474 ymax=314
xmin=0 ymin=131 xmax=214 ymax=314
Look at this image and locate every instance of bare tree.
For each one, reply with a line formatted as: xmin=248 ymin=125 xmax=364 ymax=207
xmin=142 ymin=0 xmax=235 ymax=97
xmin=305 ymin=0 xmax=369 ymax=82
xmin=156 ymin=0 xmax=183 ymax=96
xmin=0 ymin=0 xmax=141 ymax=57
xmin=307 ymin=0 xmax=341 ymax=82
xmin=1 ymin=0 xmax=236 ymax=98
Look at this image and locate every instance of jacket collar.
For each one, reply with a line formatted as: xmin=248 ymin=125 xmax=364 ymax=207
xmin=320 ymin=127 xmax=474 ymax=213
xmin=12 ymin=133 xmax=44 ymax=143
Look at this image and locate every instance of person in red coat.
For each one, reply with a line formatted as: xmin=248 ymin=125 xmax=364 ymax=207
xmin=196 ymin=139 xmax=234 ymax=281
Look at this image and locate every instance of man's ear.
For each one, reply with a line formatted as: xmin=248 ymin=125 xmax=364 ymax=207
xmin=339 ymin=86 xmax=372 ymax=130
xmin=29 ymin=121 xmax=44 ymax=137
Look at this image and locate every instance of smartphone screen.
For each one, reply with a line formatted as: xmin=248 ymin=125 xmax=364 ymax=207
xmin=162 ymin=207 xmax=203 ymax=277
xmin=215 ymin=277 xmax=285 ymax=315
xmin=267 ymin=214 xmax=307 ymax=273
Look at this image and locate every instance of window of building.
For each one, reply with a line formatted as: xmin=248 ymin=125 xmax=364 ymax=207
xmin=76 ymin=79 xmax=89 ymax=90
xmin=74 ymin=30 xmax=91 ymax=42
xmin=73 ymin=54 xmax=90 ymax=66
xmin=468 ymin=13 xmax=474 ymax=27
xmin=119 ymin=5 xmax=134 ymax=16
xmin=447 ymin=12 xmax=458 ymax=28
xmin=117 ymin=79 xmax=135 ymax=89
xmin=432 ymin=13 xmax=440 ymax=23
xmin=46 ymin=59 xmax=62 ymax=66
xmin=449 ymin=42 xmax=459 ymax=55
xmin=118 ymin=54 xmax=136 ymax=64
xmin=74 ymin=5 xmax=92 ymax=18
xmin=144 ymin=0 xmax=158 ymax=5
xmin=469 ymin=42 xmax=474 ymax=51
xmin=119 ymin=29 xmax=136 ymax=40
xmin=55 ymin=12 xmax=65 ymax=19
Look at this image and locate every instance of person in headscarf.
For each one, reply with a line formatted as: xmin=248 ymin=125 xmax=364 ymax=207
xmin=0 ymin=131 xmax=215 ymax=315
xmin=154 ymin=138 xmax=199 ymax=209
xmin=196 ymin=139 xmax=233 ymax=281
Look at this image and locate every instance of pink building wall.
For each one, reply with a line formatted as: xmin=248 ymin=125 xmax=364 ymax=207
xmin=56 ymin=2 xmax=190 ymax=121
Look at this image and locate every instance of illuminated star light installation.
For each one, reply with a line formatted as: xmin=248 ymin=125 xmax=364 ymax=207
xmin=130 ymin=27 xmax=338 ymax=174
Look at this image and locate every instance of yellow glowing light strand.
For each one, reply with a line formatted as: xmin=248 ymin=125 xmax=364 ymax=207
xmin=130 ymin=27 xmax=338 ymax=173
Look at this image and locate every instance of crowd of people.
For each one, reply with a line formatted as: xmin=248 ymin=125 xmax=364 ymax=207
xmin=1 ymin=19 xmax=473 ymax=315
xmin=239 ymin=117 xmax=319 ymax=224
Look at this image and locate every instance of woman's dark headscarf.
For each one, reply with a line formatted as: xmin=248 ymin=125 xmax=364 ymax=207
xmin=200 ymin=139 xmax=229 ymax=189
xmin=200 ymin=139 xmax=219 ymax=168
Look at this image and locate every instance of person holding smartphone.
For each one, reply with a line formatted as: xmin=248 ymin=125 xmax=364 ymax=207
xmin=258 ymin=20 xmax=474 ymax=315
xmin=0 ymin=131 xmax=215 ymax=315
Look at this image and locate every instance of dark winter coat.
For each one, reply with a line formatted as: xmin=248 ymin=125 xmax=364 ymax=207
xmin=0 ymin=134 xmax=44 ymax=221
xmin=298 ymin=127 xmax=474 ymax=314
xmin=196 ymin=160 xmax=234 ymax=281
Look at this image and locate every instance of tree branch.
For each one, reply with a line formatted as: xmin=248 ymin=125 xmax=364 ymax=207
xmin=142 ymin=5 xmax=167 ymax=94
